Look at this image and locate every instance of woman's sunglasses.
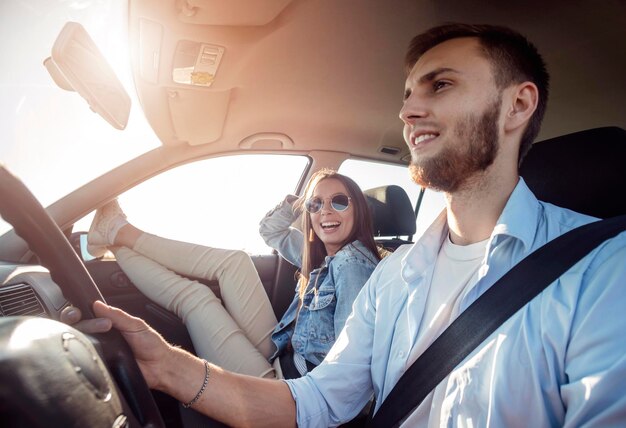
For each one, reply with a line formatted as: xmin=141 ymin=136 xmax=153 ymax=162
xmin=304 ymin=194 xmax=352 ymax=214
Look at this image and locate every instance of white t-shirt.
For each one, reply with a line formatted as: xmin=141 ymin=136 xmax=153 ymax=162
xmin=406 ymin=234 xmax=488 ymax=427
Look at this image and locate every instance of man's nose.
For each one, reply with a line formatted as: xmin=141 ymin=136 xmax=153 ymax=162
xmin=399 ymin=92 xmax=427 ymax=125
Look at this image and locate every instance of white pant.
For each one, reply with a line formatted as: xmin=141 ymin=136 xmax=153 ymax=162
xmin=114 ymin=233 xmax=278 ymax=378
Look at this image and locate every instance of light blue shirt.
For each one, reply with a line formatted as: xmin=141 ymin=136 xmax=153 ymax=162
xmin=285 ymin=178 xmax=626 ymax=427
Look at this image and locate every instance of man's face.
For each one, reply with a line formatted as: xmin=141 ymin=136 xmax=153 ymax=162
xmin=399 ymin=37 xmax=502 ymax=193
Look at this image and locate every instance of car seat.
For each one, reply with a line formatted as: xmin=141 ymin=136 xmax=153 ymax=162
xmin=365 ymin=185 xmax=416 ymax=251
xmin=520 ymin=126 xmax=626 ymax=219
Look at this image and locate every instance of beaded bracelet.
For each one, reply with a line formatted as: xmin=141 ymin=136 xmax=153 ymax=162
xmin=182 ymin=359 xmax=210 ymax=408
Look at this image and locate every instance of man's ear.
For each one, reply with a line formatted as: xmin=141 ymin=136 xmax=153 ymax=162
xmin=504 ymin=82 xmax=539 ymax=133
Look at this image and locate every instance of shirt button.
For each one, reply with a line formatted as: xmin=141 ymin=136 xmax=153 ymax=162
xmin=399 ymin=351 xmax=405 ymax=358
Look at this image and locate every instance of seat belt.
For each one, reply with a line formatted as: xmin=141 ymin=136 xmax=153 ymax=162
xmin=367 ymin=214 xmax=626 ymax=428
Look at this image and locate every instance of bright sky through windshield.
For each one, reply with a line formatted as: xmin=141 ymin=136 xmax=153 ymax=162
xmin=0 ymin=0 xmax=160 ymax=235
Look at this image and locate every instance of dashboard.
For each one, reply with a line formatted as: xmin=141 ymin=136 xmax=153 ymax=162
xmin=0 ymin=263 xmax=67 ymax=319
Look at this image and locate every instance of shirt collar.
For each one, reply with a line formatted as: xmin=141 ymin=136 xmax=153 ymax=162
xmin=322 ymin=240 xmax=372 ymax=265
xmin=401 ymin=208 xmax=448 ymax=284
xmin=401 ymin=178 xmax=541 ymax=284
xmin=490 ymin=178 xmax=540 ymax=252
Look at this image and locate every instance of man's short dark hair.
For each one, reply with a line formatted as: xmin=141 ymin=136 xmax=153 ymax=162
xmin=406 ymin=23 xmax=550 ymax=165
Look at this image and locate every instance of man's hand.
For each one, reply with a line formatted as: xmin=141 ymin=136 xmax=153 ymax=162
xmin=60 ymin=304 xmax=112 ymax=333
xmin=61 ymin=301 xmax=174 ymax=390
xmin=61 ymin=301 xmax=297 ymax=426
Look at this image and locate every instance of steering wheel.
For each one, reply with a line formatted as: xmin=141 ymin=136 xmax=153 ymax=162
xmin=0 ymin=165 xmax=165 ymax=427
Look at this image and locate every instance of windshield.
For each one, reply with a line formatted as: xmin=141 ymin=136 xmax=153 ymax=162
xmin=0 ymin=0 xmax=159 ymax=235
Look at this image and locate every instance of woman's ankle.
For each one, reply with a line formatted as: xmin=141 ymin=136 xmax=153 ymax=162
xmin=115 ymin=223 xmax=143 ymax=248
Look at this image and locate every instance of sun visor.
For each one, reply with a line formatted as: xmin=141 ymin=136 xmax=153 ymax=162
xmin=177 ymin=0 xmax=293 ymax=26
xmin=166 ymin=87 xmax=231 ymax=145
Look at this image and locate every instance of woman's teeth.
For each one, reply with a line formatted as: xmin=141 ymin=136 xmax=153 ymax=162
xmin=321 ymin=221 xmax=340 ymax=229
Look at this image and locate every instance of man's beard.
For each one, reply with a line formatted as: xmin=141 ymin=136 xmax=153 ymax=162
xmin=409 ymin=98 xmax=501 ymax=193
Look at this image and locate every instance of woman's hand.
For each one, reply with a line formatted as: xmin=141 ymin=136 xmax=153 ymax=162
xmin=285 ymin=194 xmax=300 ymax=204
xmin=285 ymin=193 xmax=304 ymax=216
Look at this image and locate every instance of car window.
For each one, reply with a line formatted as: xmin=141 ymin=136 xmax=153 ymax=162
xmin=339 ymin=159 xmax=445 ymax=239
xmin=76 ymin=154 xmax=309 ymax=254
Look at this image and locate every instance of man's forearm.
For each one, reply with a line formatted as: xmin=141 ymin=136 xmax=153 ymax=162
xmin=158 ymin=347 xmax=297 ymax=427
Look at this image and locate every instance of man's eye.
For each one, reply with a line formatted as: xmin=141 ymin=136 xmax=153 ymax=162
xmin=433 ymin=81 xmax=450 ymax=91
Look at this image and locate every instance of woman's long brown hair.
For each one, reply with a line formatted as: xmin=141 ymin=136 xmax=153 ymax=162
xmin=294 ymin=169 xmax=381 ymax=299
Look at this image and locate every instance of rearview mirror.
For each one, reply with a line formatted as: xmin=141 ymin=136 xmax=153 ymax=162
xmin=44 ymin=22 xmax=131 ymax=130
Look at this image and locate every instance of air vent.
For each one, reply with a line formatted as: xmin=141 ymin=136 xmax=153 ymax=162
xmin=0 ymin=284 xmax=47 ymax=317
xmin=379 ymin=146 xmax=401 ymax=156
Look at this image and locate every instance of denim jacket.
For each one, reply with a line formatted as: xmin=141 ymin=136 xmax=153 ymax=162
xmin=259 ymin=196 xmax=379 ymax=366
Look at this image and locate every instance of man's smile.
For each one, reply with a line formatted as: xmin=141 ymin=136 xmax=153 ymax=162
xmin=410 ymin=131 xmax=440 ymax=149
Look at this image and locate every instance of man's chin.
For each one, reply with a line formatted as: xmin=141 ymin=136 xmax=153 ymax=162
xmin=409 ymin=163 xmax=434 ymax=189
xmin=409 ymin=162 xmax=462 ymax=193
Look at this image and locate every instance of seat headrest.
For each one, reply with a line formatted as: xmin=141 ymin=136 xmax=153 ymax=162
xmin=365 ymin=185 xmax=416 ymax=237
xmin=520 ymin=127 xmax=626 ymax=219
